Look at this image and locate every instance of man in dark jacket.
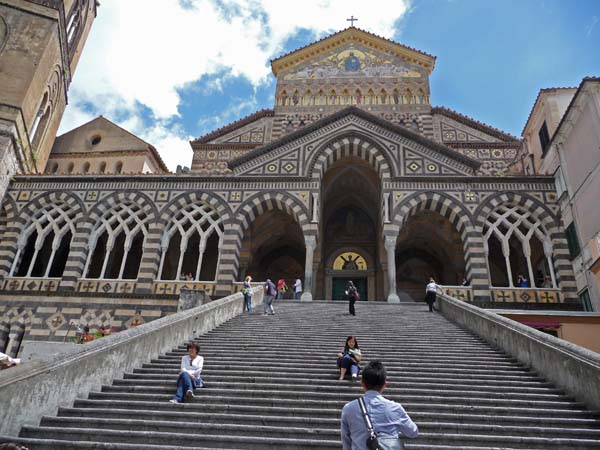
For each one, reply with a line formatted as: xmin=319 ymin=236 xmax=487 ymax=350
xmin=264 ymin=278 xmax=277 ymax=315
xmin=346 ymin=280 xmax=358 ymax=316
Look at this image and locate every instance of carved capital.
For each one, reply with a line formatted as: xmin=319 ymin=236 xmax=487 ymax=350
xmin=304 ymin=234 xmax=317 ymax=249
xmin=384 ymin=235 xmax=397 ymax=251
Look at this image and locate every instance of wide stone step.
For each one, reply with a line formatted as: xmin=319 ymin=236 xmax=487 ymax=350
xmin=118 ymin=375 xmax=559 ymax=394
xmin=110 ymin=379 xmax=567 ymax=400
xmin=58 ymin=406 xmax=600 ymax=429
xmin=19 ymin=426 xmax=340 ymax=449
xmin=89 ymin=390 xmax=583 ymax=410
xmin=123 ymin=371 xmax=552 ymax=387
xmin=134 ymin=366 xmax=544 ymax=382
xmin=72 ymin=398 xmax=598 ymax=419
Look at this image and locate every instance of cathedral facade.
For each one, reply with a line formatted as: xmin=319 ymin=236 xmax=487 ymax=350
xmin=0 ymin=26 xmax=581 ymax=354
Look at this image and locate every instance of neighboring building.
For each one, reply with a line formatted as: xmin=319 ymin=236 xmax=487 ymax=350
xmin=0 ymin=0 xmax=97 ymax=200
xmin=0 ymin=26 xmax=584 ymax=356
xmin=45 ymin=116 xmax=168 ymax=175
xmin=520 ymin=78 xmax=600 ymax=311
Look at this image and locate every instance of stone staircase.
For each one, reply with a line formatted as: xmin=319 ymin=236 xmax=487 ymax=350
xmin=5 ymin=302 xmax=600 ymax=449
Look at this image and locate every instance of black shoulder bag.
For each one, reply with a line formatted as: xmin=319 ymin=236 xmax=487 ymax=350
xmin=358 ymin=396 xmax=379 ymax=450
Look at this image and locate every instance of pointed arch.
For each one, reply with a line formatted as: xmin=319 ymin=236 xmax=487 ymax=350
xmin=8 ymin=192 xmax=84 ymax=278
xmin=83 ymin=192 xmax=157 ymax=280
xmin=391 ymin=191 xmax=485 ymax=299
xmin=475 ymin=192 xmax=572 ymax=297
xmin=156 ymin=192 xmax=231 ymax=281
xmin=308 ymin=132 xmax=395 ymax=182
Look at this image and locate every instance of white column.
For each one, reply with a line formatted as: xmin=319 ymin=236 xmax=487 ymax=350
xmin=544 ymin=240 xmax=557 ymax=288
xmin=301 ymin=235 xmax=316 ymax=302
xmin=383 ymin=193 xmax=390 ymax=223
xmin=311 ymin=193 xmax=319 ymax=223
xmin=384 ymin=235 xmax=400 ymax=303
xmin=502 ymin=239 xmax=514 ymax=287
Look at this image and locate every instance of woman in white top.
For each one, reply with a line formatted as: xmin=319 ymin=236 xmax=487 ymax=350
xmin=425 ymin=277 xmax=441 ymax=312
xmin=170 ymin=342 xmax=204 ymax=403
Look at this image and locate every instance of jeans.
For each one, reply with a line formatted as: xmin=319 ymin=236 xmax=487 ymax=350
xmin=337 ymin=354 xmax=360 ymax=377
xmin=264 ymin=295 xmax=275 ymax=314
xmin=277 ymin=291 xmax=284 ymax=300
xmin=294 ymin=291 xmax=301 ymax=300
xmin=173 ymin=372 xmax=202 ymax=403
xmin=243 ymin=293 xmax=253 ymax=312
xmin=349 ymin=299 xmax=356 ymax=315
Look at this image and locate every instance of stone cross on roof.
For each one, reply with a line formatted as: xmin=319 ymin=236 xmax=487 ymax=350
xmin=346 ymin=15 xmax=358 ymax=27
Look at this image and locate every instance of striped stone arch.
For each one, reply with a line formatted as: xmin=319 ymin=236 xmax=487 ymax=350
xmin=0 ymin=196 xmax=18 ymax=277
xmin=143 ymin=191 xmax=233 ymax=284
xmin=475 ymin=192 xmax=559 ymax=232
xmin=214 ymin=192 xmax=312 ymax=296
xmin=308 ymin=132 xmax=394 ymax=182
xmin=235 ymin=191 xmax=312 ymax=237
xmin=158 ymin=191 xmax=232 ymax=225
xmin=475 ymin=192 xmax=576 ymax=300
xmin=0 ymin=191 xmax=85 ymax=278
xmin=391 ymin=191 xmax=488 ymax=301
xmin=60 ymin=191 xmax=158 ymax=289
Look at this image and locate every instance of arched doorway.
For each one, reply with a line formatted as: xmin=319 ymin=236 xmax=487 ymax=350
xmin=319 ymin=157 xmax=382 ymax=300
xmin=239 ymin=209 xmax=305 ymax=288
xmin=395 ymin=210 xmax=466 ymax=301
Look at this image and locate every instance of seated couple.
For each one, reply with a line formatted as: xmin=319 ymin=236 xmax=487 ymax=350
xmin=170 ymin=342 xmax=204 ymax=404
xmin=337 ymin=336 xmax=361 ymax=381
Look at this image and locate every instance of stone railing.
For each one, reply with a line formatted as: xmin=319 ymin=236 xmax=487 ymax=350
xmin=0 ymin=286 xmax=263 ymax=436
xmin=438 ymin=292 xmax=600 ymax=411
xmin=490 ymin=287 xmax=562 ymax=304
xmin=441 ymin=285 xmax=472 ymax=302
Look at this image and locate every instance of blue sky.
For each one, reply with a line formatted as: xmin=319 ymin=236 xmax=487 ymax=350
xmin=61 ymin=0 xmax=600 ymax=169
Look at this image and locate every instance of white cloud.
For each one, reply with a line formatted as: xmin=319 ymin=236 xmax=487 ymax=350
xmin=60 ymin=0 xmax=411 ymax=170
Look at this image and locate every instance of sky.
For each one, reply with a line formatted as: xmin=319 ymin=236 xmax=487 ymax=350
xmin=59 ymin=0 xmax=600 ymax=171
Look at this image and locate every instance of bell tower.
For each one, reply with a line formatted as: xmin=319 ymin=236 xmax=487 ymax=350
xmin=0 ymin=0 xmax=97 ymax=200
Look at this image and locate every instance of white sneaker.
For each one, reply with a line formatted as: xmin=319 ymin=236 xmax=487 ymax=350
xmin=185 ymin=389 xmax=194 ymax=401
xmin=169 ymin=399 xmax=178 ymax=404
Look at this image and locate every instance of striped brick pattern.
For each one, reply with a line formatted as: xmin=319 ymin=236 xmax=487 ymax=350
xmin=215 ymin=192 xmax=312 ymax=296
xmin=476 ymin=192 xmax=578 ymax=302
xmin=0 ymin=198 xmax=17 ymax=278
xmin=392 ymin=192 xmax=490 ymax=301
xmin=310 ymin=134 xmax=393 ymax=181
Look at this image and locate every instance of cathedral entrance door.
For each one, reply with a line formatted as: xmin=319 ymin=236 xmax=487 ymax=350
xmin=319 ymin=157 xmax=382 ymax=300
xmin=332 ymin=277 xmax=367 ymax=301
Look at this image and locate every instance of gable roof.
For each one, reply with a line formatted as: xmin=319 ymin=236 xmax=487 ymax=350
xmin=520 ymin=87 xmax=577 ymax=136
xmin=270 ymin=27 xmax=436 ymax=77
xmin=191 ymin=109 xmax=274 ymax=144
xmin=51 ymin=116 xmax=169 ymax=172
xmin=549 ymin=77 xmax=600 ymax=148
xmin=432 ymin=106 xmax=520 ymax=142
xmin=228 ymin=106 xmax=480 ymax=171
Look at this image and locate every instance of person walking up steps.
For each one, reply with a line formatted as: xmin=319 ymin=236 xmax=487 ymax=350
xmin=341 ymin=360 xmax=419 ymax=450
xmin=264 ymin=278 xmax=277 ymax=315
xmin=425 ymin=277 xmax=441 ymax=312
xmin=346 ymin=280 xmax=359 ymax=316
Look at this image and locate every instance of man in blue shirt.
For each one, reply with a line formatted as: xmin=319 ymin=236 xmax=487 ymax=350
xmin=341 ymin=360 xmax=419 ymax=450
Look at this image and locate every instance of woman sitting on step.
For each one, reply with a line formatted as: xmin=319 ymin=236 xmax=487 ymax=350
xmin=337 ymin=336 xmax=362 ymax=381
xmin=170 ymin=342 xmax=204 ymax=404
